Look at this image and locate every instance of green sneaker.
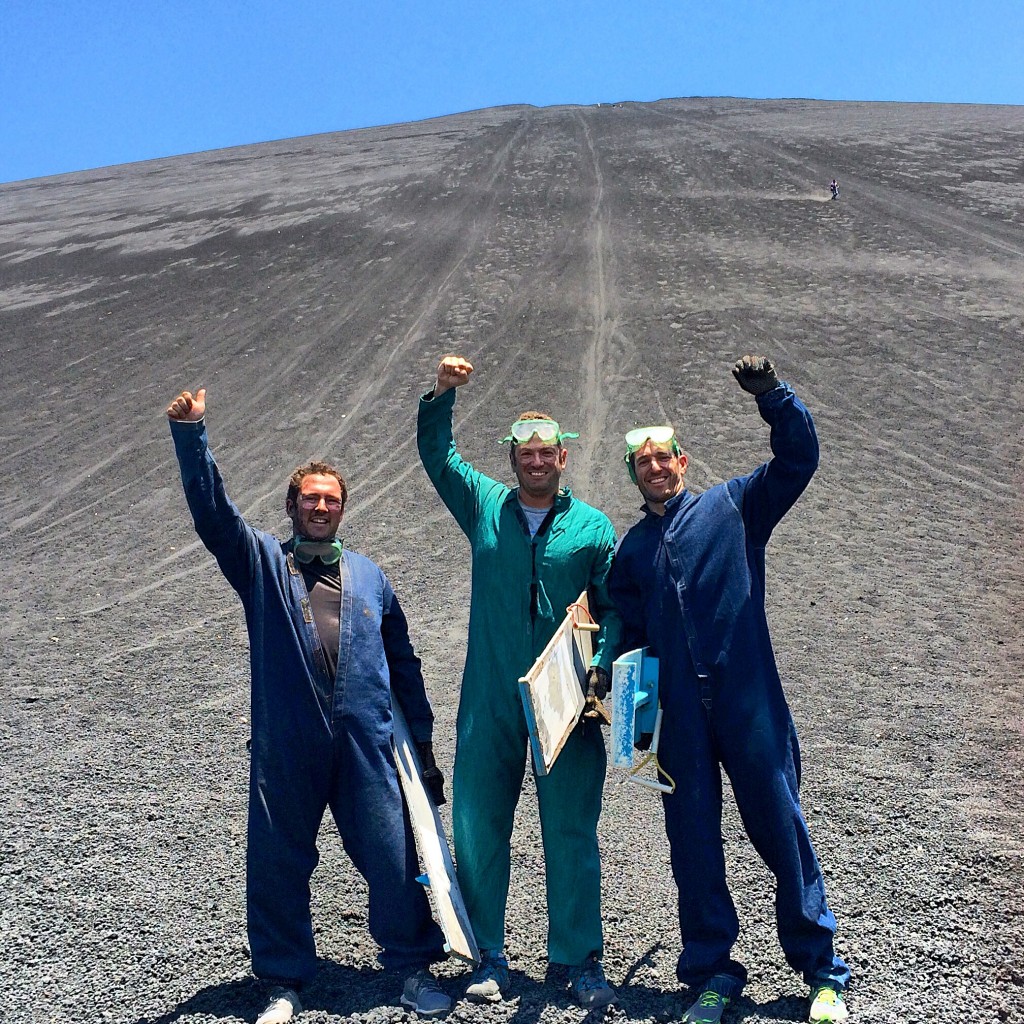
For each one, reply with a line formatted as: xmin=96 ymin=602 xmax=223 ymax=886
xmin=682 ymin=987 xmax=730 ymax=1024
xmin=809 ymin=984 xmax=849 ymax=1022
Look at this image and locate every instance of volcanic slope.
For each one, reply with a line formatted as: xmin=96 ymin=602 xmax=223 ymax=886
xmin=1 ymin=98 xmax=1022 ymax=1024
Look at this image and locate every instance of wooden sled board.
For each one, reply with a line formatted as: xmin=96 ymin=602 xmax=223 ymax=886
xmin=390 ymin=699 xmax=479 ymax=965
xmin=518 ymin=590 xmax=592 ymax=776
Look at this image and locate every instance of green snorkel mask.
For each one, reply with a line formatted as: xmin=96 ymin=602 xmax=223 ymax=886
xmin=293 ymin=537 xmax=345 ymax=565
xmin=499 ymin=418 xmax=580 ymax=445
xmin=623 ymin=425 xmax=682 ymax=484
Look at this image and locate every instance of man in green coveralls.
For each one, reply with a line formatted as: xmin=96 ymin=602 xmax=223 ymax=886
xmin=418 ymin=354 xmax=622 ymax=1009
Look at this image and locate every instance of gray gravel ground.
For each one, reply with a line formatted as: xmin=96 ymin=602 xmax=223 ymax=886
xmin=1 ymin=98 xmax=1022 ymax=1024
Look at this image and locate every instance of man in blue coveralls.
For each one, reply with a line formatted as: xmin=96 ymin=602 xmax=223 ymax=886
xmin=167 ymin=387 xmax=450 ymax=1024
xmin=608 ymin=357 xmax=851 ymax=1024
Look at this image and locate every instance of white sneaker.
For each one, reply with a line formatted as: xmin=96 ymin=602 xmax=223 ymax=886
xmin=255 ymin=987 xmax=301 ymax=1024
xmin=465 ymin=950 xmax=510 ymax=1003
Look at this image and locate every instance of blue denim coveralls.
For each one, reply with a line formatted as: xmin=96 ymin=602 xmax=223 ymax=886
xmin=170 ymin=419 xmax=444 ymax=989
xmin=608 ymin=384 xmax=850 ymax=997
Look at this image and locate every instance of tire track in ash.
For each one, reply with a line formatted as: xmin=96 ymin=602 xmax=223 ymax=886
xmin=328 ymin=109 xmax=629 ymax=523
xmin=80 ymin=113 xmax=569 ymax=618
xmin=572 ymin=109 xmax=623 ymax=503
xmin=345 ymin=116 xmax=598 ymax=519
xmin=576 ymin=105 xmax=732 ymax=491
xmin=3 ymin=443 xmax=135 ymax=534
xmin=235 ymin=116 xmax=533 ymax=517
xmin=687 ymin=106 xmax=1024 ymax=260
xmin=637 ymin=106 xmax=1021 ymax=499
xmin=92 ymin=117 xmax=536 ymax=608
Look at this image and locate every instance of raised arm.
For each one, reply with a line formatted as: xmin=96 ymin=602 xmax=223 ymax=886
xmin=167 ymin=387 xmax=256 ymax=594
xmin=417 ymin=354 xmax=505 ymax=535
xmin=730 ymin=356 xmax=819 ymax=547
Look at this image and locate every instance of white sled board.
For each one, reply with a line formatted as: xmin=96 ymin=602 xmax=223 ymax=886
xmin=518 ymin=591 xmax=592 ymax=776
xmin=390 ymin=700 xmax=479 ymax=965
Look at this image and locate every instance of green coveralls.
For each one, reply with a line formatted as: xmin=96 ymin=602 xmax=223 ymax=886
xmin=418 ymin=388 xmax=623 ymax=966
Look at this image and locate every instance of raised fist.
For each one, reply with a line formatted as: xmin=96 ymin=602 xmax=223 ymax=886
xmin=434 ymin=355 xmax=474 ymax=396
xmin=732 ymin=356 xmax=780 ymax=396
xmin=166 ymin=388 xmax=207 ymax=421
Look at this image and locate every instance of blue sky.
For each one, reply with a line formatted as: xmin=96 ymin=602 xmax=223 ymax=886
xmin=2 ymin=0 xmax=1022 ymax=184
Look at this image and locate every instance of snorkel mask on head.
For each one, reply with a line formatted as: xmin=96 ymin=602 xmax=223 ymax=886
xmin=499 ymin=418 xmax=580 ymax=446
xmin=623 ymin=425 xmax=682 ymax=484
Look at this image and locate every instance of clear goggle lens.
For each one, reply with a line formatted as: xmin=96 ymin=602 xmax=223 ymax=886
xmin=624 ymin=425 xmax=676 ymax=453
xmin=500 ymin=419 xmax=579 ymax=445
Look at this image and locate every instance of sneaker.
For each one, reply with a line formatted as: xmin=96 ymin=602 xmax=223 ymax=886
xmin=465 ymin=949 xmax=510 ymax=1003
xmin=682 ymin=987 xmax=730 ymax=1024
xmin=255 ymin=987 xmax=301 ymax=1024
xmin=400 ymin=968 xmax=452 ymax=1018
xmin=569 ymin=955 xmax=617 ymax=1010
xmin=809 ymin=984 xmax=849 ymax=1022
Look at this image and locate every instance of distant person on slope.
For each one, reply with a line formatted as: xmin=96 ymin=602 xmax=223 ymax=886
xmin=608 ymin=356 xmax=852 ymax=1024
xmin=830 ymin=179 xmax=840 ymax=200
xmin=417 ymin=355 xmax=622 ymax=1009
xmin=166 ymin=387 xmax=450 ymax=1024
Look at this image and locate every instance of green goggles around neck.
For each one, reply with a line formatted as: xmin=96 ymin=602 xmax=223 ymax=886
xmin=499 ymin=418 xmax=580 ymax=445
xmin=293 ymin=537 xmax=344 ymax=565
xmin=623 ymin=425 xmax=681 ymax=483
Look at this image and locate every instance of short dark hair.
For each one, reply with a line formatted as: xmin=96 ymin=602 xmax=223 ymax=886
xmin=286 ymin=461 xmax=347 ymax=508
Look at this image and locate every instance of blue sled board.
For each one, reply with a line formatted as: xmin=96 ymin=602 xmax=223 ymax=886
xmin=610 ymin=647 xmax=660 ymax=768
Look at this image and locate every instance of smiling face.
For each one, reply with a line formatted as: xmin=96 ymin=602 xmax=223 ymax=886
xmin=286 ymin=473 xmax=345 ymax=540
xmin=512 ymin=438 xmax=568 ymax=508
xmin=633 ymin=440 xmax=688 ymax=512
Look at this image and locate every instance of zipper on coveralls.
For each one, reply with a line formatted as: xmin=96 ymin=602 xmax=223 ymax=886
xmin=529 ymin=507 xmax=556 ymax=626
xmin=515 ymin=503 xmax=555 ymax=630
xmin=659 ymin=514 xmax=712 ymax=714
xmin=286 ymin=550 xmax=335 ymax=687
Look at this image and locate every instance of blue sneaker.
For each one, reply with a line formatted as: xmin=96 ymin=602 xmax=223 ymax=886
xmin=465 ymin=949 xmax=510 ymax=1003
xmin=569 ymin=955 xmax=617 ymax=1009
xmin=400 ymin=968 xmax=451 ymax=1018
xmin=682 ymin=976 xmax=738 ymax=1024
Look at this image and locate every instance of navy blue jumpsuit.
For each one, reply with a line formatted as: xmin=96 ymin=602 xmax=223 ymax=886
xmin=608 ymin=384 xmax=850 ymax=996
xmin=170 ymin=419 xmax=444 ymax=989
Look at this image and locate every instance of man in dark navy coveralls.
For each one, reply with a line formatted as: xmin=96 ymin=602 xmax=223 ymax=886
xmin=608 ymin=357 xmax=851 ymax=1024
xmin=167 ymin=386 xmax=450 ymax=1024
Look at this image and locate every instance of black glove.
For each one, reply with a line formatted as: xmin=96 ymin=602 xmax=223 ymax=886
xmin=415 ymin=741 xmax=446 ymax=806
xmin=586 ymin=666 xmax=610 ymax=700
xmin=732 ymin=355 xmax=780 ymax=396
xmin=582 ymin=667 xmax=612 ymax=725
